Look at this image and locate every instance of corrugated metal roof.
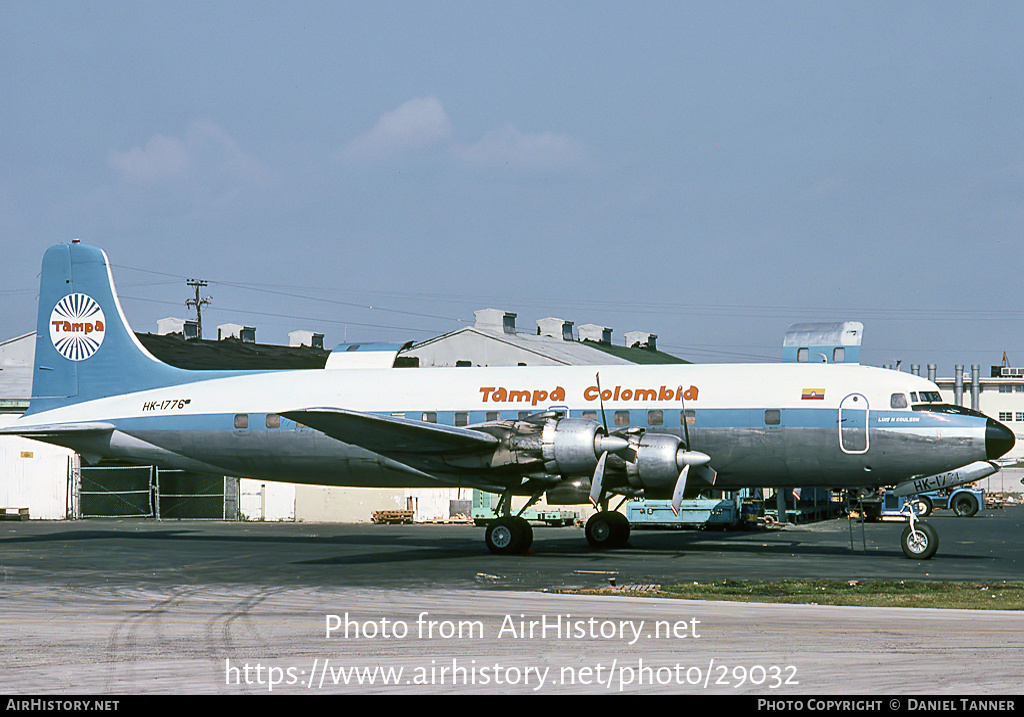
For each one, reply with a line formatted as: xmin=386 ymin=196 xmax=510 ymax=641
xmin=408 ymin=326 xmax=688 ymax=366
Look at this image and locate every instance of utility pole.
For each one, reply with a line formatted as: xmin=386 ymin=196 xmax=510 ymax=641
xmin=186 ymin=279 xmax=212 ymax=339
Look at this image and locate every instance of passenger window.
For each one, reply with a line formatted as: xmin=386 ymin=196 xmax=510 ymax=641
xmin=647 ymin=410 xmax=663 ymax=426
xmin=581 ymin=410 xmax=597 ymax=421
xmin=890 ymin=393 xmax=908 ymax=409
xmin=455 ymin=412 xmax=469 ymax=427
xmin=234 ymin=414 xmax=249 ymax=429
xmin=764 ymin=410 xmax=781 ymax=426
xmin=266 ymin=414 xmax=281 ymax=429
xmin=614 ymin=410 xmax=630 ymax=426
xmin=681 ymin=409 xmax=696 ymax=426
xmin=485 ymin=412 xmax=500 ymax=421
xmin=833 ymin=347 xmax=845 ymax=363
xmin=422 ymin=412 xmax=437 ymax=423
xmin=797 ymin=348 xmax=809 ymax=363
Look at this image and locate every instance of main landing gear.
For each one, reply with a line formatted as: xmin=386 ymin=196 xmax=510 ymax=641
xmin=584 ymin=510 xmax=630 ymax=549
xmin=483 ymin=490 xmax=536 ymax=555
xmin=483 ymin=490 xmax=633 ymax=555
xmin=485 ymin=510 xmax=631 ymax=554
xmin=484 ymin=515 xmax=533 ymax=555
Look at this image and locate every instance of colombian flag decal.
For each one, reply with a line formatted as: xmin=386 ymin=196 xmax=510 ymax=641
xmin=801 ymin=388 xmax=826 ymax=400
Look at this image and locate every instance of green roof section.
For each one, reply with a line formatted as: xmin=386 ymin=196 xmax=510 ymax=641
xmin=582 ymin=340 xmax=690 ymax=365
xmin=137 ymin=333 xmax=330 ymax=370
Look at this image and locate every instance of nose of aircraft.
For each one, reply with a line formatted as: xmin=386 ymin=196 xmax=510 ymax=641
xmin=986 ymin=418 xmax=1015 ymax=460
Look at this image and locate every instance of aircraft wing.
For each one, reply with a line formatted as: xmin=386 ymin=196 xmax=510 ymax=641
xmin=281 ymin=408 xmax=499 ymax=458
xmin=0 ymin=422 xmax=117 ymax=437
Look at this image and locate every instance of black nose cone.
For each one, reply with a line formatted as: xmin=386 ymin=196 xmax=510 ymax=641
xmin=986 ymin=418 xmax=1015 ymax=460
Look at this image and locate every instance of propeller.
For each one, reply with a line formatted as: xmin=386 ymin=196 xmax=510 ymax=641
xmin=589 ymin=372 xmax=610 ymax=507
xmin=670 ymin=465 xmax=690 ymax=516
xmin=589 ymin=451 xmax=608 ymax=508
xmin=671 ymin=388 xmax=710 ymax=515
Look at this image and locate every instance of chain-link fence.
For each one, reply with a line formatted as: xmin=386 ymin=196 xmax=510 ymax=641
xmin=155 ymin=470 xmax=225 ymax=520
xmin=79 ymin=465 xmax=227 ymax=520
xmin=80 ymin=465 xmax=154 ymax=517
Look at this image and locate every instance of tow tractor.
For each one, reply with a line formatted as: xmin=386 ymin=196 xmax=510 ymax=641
xmin=862 ymin=486 xmax=985 ymax=520
xmin=910 ymin=487 xmax=984 ymax=518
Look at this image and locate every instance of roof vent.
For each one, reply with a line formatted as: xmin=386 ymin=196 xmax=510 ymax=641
xmin=289 ymin=330 xmax=325 ymax=349
xmin=474 ymin=309 xmax=517 ymax=334
xmin=624 ymin=331 xmax=657 ymax=350
xmin=157 ymin=317 xmax=200 ymax=341
xmin=218 ymin=323 xmax=256 ymax=343
xmin=537 ymin=317 xmax=574 ymax=341
xmin=578 ymin=323 xmax=612 ymax=344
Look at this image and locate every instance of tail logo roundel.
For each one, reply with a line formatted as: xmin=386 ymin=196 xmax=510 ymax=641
xmin=49 ymin=293 xmax=106 ymax=361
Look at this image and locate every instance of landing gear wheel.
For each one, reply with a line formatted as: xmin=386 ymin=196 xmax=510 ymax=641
xmin=901 ymin=521 xmax=939 ymax=560
xmin=910 ymin=495 xmax=932 ymax=517
xmin=518 ymin=518 xmax=533 ymax=551
xmin=485 ymin=516 xmax=533 ymax=555
xmin=952 ymin=493 xmax=979 ymax=517
xmin=585 ymin=511 xmax=630 ymax=549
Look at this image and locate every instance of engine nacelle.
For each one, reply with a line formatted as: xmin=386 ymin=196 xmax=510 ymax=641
xmin=541 ymin=418 xmax=608 ymax=476
xmin=545 ymin=478 xmax=593 ymax=505
xmin=625 ymin=433 xmax=686 ymax=491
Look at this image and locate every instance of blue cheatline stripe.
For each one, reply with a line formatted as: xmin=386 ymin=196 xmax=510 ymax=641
xmin=111 ymin=406 xmax=974 ymax=434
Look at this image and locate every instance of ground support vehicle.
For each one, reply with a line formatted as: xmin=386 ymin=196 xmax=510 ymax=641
xmin=626 ymin=496 xmax=746 ymax=529
xmin=911 ymin=487 xmax=984 ymax=517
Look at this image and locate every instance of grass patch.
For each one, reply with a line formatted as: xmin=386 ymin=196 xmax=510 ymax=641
xmin=591 ymin=580 xmax=1024 ymax=609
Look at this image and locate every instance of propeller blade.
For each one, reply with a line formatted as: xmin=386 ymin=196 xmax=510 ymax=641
xmin=670 ymin=465 xmax=690 ymax=516
xmin=596 ymin=372 xmax=608 ymax=433
xmin=680 ymin=387 xmax=692 ymax=450
xmin=589 ymin=451 xmax=608 ymax=507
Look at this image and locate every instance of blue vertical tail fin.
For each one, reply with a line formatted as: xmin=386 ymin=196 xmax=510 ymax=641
xmin=27 ymin=241 xmax=189 ymax=414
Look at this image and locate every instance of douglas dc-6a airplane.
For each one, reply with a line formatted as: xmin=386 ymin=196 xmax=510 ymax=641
xmin=4 ymin=241 xmax=1015 ymax=559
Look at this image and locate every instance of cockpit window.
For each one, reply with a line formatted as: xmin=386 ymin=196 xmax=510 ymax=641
xmin=890 ymin=393 xmax=908 ymax=409
xmin=912 ymin=403 xmax=987 ymax=418
xmin=914 ymin=391 xmax=942 ymax=403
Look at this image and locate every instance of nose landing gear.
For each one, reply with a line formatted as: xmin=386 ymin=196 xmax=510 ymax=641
xmin=899 ymin=503 xmax=939 ymax=560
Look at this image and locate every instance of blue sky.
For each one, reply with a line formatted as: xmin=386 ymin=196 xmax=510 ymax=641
xmin=2 ymin=2 xmax=1022 ymax=371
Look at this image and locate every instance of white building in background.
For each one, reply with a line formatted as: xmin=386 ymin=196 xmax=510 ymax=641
xmin=927 ymin=363 xmax=1024 ymax=494
xmin=404 ymin=308 xmax=678 ymax=368
xmin=0 ymin=333 xmax=76 ymax=519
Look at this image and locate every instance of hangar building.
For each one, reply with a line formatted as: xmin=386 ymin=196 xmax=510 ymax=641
xmin=930 ymin=363 xmax=1024 ymax=492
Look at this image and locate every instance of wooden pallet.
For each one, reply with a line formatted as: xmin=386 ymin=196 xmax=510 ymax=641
xmin=0 ymin=508 xmax=29 ymax=521
xmin=371 ymin=510 xmax=414 ymax=524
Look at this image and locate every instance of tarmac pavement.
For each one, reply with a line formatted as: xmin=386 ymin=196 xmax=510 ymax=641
xmin=1 ymin=507 xmax=1022 ymax=695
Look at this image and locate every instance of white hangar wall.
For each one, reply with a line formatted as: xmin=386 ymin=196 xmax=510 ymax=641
xmin=0 ymin=415 xmax=75 ymax=520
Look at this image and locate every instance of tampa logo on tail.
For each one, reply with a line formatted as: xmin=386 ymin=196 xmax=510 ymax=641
xmin=49 ymin=293 xmax=106 ymax=361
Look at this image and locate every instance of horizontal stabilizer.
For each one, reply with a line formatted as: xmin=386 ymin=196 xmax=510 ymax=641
xmin=282 ymin=408 xmax=499 ymax=457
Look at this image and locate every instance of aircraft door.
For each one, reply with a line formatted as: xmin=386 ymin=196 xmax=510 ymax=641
xmin=839 ymin=393 xmax=869 ymax=454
